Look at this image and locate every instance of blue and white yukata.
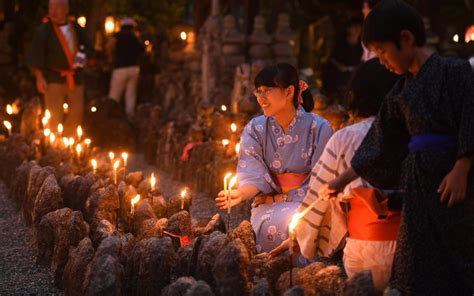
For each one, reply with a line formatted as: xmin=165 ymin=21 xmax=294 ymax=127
xmin=237 ymin=106 xmax=333 ymax=261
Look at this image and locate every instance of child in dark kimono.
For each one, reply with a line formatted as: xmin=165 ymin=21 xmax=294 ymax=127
xmin=318 ymin=0 xmax=474 ymax=295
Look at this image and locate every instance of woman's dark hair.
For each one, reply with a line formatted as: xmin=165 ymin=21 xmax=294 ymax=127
xmin=345 ymin=58 xmax=399 ymax=118
xmin=254 ymin=63 xmax=314 ymax=112
xmin=362 ymin=0 xmax=426 ymax=49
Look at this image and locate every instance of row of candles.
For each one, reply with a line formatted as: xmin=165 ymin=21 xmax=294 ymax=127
xmin=3 ymin=105 xmax=190 ymax=219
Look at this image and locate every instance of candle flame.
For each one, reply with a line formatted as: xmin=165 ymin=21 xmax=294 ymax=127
xmin=44 ymin=128 xmax=51 ymax=137
xmin=49 ymin=133 xmax=56 ymax=144
xmin=63 ymin=103 xmax=69 ymax=112
xmin=76 ymin=143 xmax=82 ymax=154
xmin=68 ymin=137 xmax=75 ymax=146
xmin=121 ymin=152 xmax=128 ymax=162
xmin=91 ymin=106 xmax=97 ymax=113
xmin=84 ymin=138 xmax=91 ymax=146
xmin=91 ymin=159 xmax=97 ymax=170
xmin=150 ymin=173 xmax=156 ymax=189
xmin=108 ymin=151 xmax=115 ymax=161
xmin=180 ymin=188 xmax=187 ymax=198
xmin=289 ymin=213 xmax=302 ymax=233
xmin=230 ymin=123 xmax=237 ymax=133
xmin=228 ymin=175 xmax=237 ymax=190
xmin=221 ymin=105 xmax=227 ymax=112
xmin=63 ymin=137 xmax=69 ymax=147
xmin=57 ymin=123 xmax=63 ymax=134
xmin=76 ymin=125 xmax=83 ymax=139
xmin=222 ymin=139 xmax=230 ymax=147
xmin=113 ymin=159 xmax=120 ymax=170
xmin=42 ymin=117 xmax=49 ymax=127
xmin=180 ymin=31 xmax=187 ymax=40
xmin=3 ymin=120 xmax=12 ymax=130
xmin=235 ymin=143 xmax=240 ymax=155
xmin=131 ymin=194 xmax=140 ymax=206
xmin=44 ymin=109 xmax=51 ymax=119
xmin=224 ymin=172 xmax=233 ymax=182
xmin=6 ymin=104 xmax=13 ymax=115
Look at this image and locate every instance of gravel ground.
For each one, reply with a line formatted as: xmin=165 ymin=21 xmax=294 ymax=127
xmin=0 ymin=181 xmax=63 ymax=295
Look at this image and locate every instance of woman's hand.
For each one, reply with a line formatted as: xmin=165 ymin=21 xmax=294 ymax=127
xmin=251 ymin=195 xmax=269 ymax=208
xmin=216 ymin=189 xmax=243 ymax=210
xmin=438 ymin=158 xmax=471 ymax=207
xmin=269 ymin=238 xmax=300 ymax=258
xmin=269 ymin=239 xmax=290 ymax=258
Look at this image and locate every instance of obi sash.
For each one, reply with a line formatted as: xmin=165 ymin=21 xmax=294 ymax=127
xmin=408 ymin=134 xmax=457 ymax=152
xmin=275 ymin=173 xmax=308 ymax=194
xmin=51 ymin=21 xmax=78 ymax=90
xmin=347 ymin=188 xmax=400 ymax=241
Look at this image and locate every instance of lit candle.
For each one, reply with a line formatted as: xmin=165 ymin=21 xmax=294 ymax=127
xmin=76 ymin=143 xmax=82 ymax=160
xmin=108 ymin=151 xmax=115 ymax=162
xmin=44 ymin=109 xmax=51 ymax=120
xmin=230 ymin=123 xmax=237 ymax=133
xmin=44 ymin=128 xmax=51 ymax=138
xmin=57 ymin=123 xmax=63 ymax=137
xmin=180 ymin=188 xmax=187 ymax=210
xmin=113 ymin=159 xmax=120 ymax=184
xmin=90 ymin=106 xmax=97 ymax=113
xmin=41 ymin=117 xmax=49 ymax=128
xmin=150 ymin=173 xmax=156 ymax=191
xmin=221 ymin=105 xmax=227 ymax=112
xmin=288 ymin=213 xmax=301 ymax=256
xmin=63 ymin=137 xmax=69 ymax=148
xmin=131 ymin=194 xmax=140 ymax=215
xmin=76 ymin=125 xmax=83 ymax=142
xmin=227 ymin=175 xmax=238 ymax=214
xmin=223 ymin=172 xmax=233 ymax=209
xmin=49 ymin=133 xmax=56 ymax=146
xmin=84 ymin=138 xmax=91 ymax=146
xmin=63 ymin=103 xmax=69 ymax=114
xmin=3 ymin=121 xmax=12 ymax=136
xmin=235 ymin=142 xmax=240 ymax=156
xmin=91 ymin=159 xmax=98 ymax=174
xmin=222 ymin=139 xmax=230 ymax=148
xmin=6 ymin=104 xmax=13 ymax=115
xmin=121 ymin=152 xmax=128 ymax=168
xmin=68 ymin=137 xmax=75 ymax=151
xmin=180 ymin=31 xmax=187 ymax=41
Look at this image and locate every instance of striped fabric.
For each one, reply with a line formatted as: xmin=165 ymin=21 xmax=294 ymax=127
xmin=296 ymin=118 xmax=375 ymax=259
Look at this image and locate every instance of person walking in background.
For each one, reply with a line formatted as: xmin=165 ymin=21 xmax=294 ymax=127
xmin=28 ymin=0 xmax=90 ymax=133
xmin=107 ymin=18 xmax=144 ymax=119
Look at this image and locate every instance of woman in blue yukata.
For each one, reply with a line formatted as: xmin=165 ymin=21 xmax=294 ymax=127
xmin=216 ymin=63 xmax=333 ymax=261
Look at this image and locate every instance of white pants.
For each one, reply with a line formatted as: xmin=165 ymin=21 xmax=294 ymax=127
xmin=108 ymin=65 xmax=139 ymax=117
xmin=343 ymin=238 xmax=397 ymax=292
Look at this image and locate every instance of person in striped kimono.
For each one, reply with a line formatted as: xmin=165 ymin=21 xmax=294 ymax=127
xmin=269 ymin=58 xmax=400 ymax=291
xmin=215 ymin=63 xmax=333 ymax=261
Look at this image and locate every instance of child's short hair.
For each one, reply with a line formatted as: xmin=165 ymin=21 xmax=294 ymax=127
xmin=362 ymin=0 xmax=426 ymax=48
xmin=346 ymin=58 xmax=399 ymax=118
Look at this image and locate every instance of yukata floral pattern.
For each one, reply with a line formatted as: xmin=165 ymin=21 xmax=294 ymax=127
xmin=238 ymin=106 xmax=333 ymax=261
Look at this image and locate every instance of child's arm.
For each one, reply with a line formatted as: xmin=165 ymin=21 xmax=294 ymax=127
xmin=438 ymin=157 xmax=472 ymax=207
xmin=318 ymin=167 xmax=359 ymax=199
